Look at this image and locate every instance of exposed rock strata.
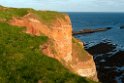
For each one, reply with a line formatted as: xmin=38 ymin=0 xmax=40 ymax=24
xmin=9 ymin=13 xmax=98 ymax=81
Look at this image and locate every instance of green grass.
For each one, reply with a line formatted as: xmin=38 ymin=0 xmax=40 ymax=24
xmin=0 ymin=22 xmax=96 ymax=83
xmin=0 ymin=7 xmax=29 ymax=21
xmin=33 ymin=11 xmax=66 ymax=26
xmin=0 ymin=6 xmax=66 ymax=26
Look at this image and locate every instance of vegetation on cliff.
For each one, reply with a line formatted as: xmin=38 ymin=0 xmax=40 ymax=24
xmin=0 ymin=6 xmax=66 ymax=25
xmin=72 ymin=37 xmax=91 ymax=61
xmin=0 ymin=22 xmax=96 ymax=83
xmin=0 ymin=6 xmax=97 ymax=83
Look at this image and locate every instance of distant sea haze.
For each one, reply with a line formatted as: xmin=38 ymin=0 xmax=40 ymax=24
xmin=68 ymin=12 xmax=124 ymax=49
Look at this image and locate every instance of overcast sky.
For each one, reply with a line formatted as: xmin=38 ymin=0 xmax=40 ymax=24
xmin=0 ymin=0 xmax=124 ymax=12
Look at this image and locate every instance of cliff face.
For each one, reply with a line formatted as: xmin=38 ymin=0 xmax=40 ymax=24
xmin=72 ymin=38 xmax=98 ymax=81
xmin=9 ymin=12 xmax=98 ymax=81
xmin=10 ymin=13 xmax=72 ymax=62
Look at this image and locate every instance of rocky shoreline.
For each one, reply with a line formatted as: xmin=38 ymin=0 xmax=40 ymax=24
xmin=84 ymin=40 xmax=124 ymax=83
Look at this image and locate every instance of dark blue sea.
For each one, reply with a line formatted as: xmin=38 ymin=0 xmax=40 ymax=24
xmin=68 ymin=12 xmax=124 ymax=49
xmin=68 ymin=12 xmax=124 ymax=83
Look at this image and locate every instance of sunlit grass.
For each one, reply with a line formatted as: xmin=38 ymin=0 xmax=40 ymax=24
xmin=0 ymin=22 xmax=96 ymax=83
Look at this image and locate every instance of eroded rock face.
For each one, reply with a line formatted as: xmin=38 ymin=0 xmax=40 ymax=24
xmin=9 ymin=13 xmax=98 ymax=81
xmin=10 ymin=13 xmax=72 ymax=61
xmin=71 ymin=39 xmax=98 ymax=81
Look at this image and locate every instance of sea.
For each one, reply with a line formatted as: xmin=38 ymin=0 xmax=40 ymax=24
xmin=67 ymin=12 xmax=124 ymax=83
xmin=68 ymin=12 xmax=124 ymax=49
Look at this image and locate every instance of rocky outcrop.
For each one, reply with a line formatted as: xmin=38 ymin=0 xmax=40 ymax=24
xmin=71 ymin=38 xmax=98 ymax=81
xmin=9 ymin=12 xmax=98 ymax=81
xmin=10 ymin=13 xmax=72 ymax=62
xmin=120 ymin=25 xmax=124 ymax=29
xmin=73 ymin=27 xmax=111 ymax=35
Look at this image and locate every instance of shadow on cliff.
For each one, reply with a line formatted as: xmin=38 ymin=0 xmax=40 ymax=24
xmin=85 ymin=40 xmax=124 ymax=83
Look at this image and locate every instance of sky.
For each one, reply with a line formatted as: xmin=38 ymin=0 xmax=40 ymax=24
xmin=0 ymin=0 xmax=124 ymax=12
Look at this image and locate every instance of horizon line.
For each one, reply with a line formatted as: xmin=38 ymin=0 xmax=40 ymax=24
xmin=1 ymin=5 xmax=124 ymax=13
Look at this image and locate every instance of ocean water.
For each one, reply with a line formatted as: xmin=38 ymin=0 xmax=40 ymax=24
xmin=68 ymin=12 xmax=124 ymax=83
xmin=68 ymin=12 xmax=124 ymax=49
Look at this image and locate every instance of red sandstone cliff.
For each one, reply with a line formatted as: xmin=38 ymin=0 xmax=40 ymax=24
xmin=9 ymin=13 xmax=98 ymax=81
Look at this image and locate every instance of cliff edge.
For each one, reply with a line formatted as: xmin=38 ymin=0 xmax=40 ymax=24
xmin=0 ymin=6 xmax=98 ymax=82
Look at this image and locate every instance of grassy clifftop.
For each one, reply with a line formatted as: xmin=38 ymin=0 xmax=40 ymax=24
xmin=0 ymin=6 xmax=66 ymax=25
xmin=0 ymin=6 xmax=96 ymax=83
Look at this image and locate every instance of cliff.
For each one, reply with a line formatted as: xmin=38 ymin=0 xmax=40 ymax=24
xmin=0 ymin=6 xmax=98 ymax=82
